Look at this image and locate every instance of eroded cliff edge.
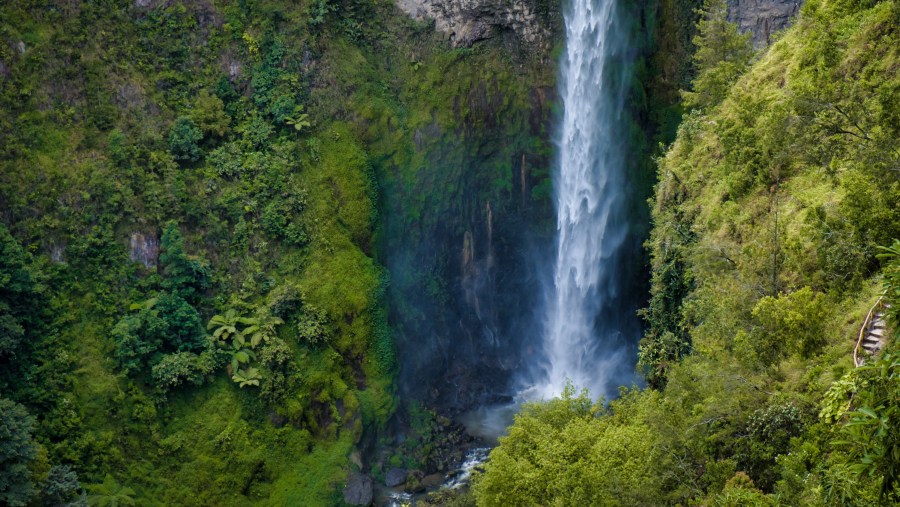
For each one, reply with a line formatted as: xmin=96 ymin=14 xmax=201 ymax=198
xmin=394 ymin=0 xmax=553 ymax=47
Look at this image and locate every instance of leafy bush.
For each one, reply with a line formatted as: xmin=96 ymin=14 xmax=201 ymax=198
xmin=877 ymin=239 xmax=900 ymax=321
xmin=113 ymin=293 xmax=206 ymax=374
xmin=834 ymin=353 xmax=900 ymax=503
xmin=168 ymin=116 xmax=203 ymax=162
xmin=151 ymin=351 xmax=218 ymax=392
xmin=297 ymin=304 xmax=330 ymax=346
xmin=748 ymin=287 xmax=831 ymax=365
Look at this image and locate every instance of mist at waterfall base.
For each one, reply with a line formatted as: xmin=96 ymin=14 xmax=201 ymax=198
xmin=462 ymin=0 xmax=644 ymax=441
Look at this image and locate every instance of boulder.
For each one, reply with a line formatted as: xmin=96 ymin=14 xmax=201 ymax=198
xmin=385 ymin=468 xmax=408 ymax=487
xmin=343 ymin=472 xmax=374 ymax=506
xmin=421 ymin=473 xmax=444 ymax=488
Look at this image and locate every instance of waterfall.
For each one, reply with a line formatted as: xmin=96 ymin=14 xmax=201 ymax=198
xmin=535 ymin=0 xmax=638 ymax=399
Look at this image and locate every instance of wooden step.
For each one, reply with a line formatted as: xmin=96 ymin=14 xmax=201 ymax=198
xmin=868 ymin=328 xmax=884 ymax=338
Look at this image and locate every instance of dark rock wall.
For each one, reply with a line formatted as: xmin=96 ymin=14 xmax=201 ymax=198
xmin=727 ymin=0 xmax=803 ymax=48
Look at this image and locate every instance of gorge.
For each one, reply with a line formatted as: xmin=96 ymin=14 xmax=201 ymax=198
xmin=0 ymin=0 xmax=897 ymax=505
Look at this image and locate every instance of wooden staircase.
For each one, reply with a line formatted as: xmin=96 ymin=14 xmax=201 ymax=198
xmin=854 ymin=297 xmax=891 ymax=367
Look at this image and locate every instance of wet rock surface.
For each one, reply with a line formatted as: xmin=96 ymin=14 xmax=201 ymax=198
xmin=385 ymin=468 xmax=408 ymax=487
xmin=129 ymin=232 xmax=159 ymax=268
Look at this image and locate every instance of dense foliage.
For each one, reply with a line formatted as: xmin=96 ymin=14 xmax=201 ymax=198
xmin=477 ymin=0 xmax=899 ymax=505
xmin=0 ymin=0 xmax=557 ymax=502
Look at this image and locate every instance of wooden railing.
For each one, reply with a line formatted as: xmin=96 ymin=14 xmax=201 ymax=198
xmin=854 ymin=295 xmax=884 ymax=368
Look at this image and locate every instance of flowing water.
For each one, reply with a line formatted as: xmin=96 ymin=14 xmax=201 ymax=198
xmin=536 ymin=0 xmax=638 ymax=399
xmin=456 ymin=0 xmax=640 ymax=482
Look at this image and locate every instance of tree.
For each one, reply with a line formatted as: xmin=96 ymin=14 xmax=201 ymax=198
xmin=240 ymin=313 xmax=284 ymax=348
xmin=168 ymin=116 xmax=203 ymax=162
xmin=112 ymin=313 xmax=160 ymax=375
xmin=190 ymin=90 xmax=230 ymax=137
xmin=39 ymin=465 xmax=84 ymax=506
xmin=113 ymin=293 xmax=206 ymax=374
xmin=153 ymin=293 xmax=206 ymax=353
xmin=86 ymin=475 xmax=135 ymax=507
xmin=0 ymin=224 xmax=40 ymax=358
xmin=747 ymin=287 xmax=830 ymax=366
xmin=681 ymin=0 xmax=754 ymax=110
xmin=473 ymin=385 xmax=664 ymax=506
xmin=0 ymin=398 xmax=37 ymax=506
xmin=159 ymin=223 xmax=210 ymax=305
xmin=207 ymin=309 xmax=252 ymax=346
xmin=835 ymin=353 xmax=900 ymax=504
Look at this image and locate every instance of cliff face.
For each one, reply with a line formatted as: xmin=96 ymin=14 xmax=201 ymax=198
xmin=727 ymin=0 xmax=802 ymax=48
xmin=394 ymin=0 xmax=551 ymax=47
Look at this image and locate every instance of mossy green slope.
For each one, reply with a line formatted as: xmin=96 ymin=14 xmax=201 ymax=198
xmin=0 ymin=0 xmax=555 ymax=504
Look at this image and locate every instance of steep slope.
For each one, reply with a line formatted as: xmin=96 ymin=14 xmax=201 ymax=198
xmin=475 ymin=0 xmax=899 ymax=505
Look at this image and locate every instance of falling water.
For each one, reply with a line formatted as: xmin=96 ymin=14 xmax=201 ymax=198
xmin=536 ymin=0 xmax=638 ymax=399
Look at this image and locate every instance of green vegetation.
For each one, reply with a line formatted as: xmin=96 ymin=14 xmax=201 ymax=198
xmin=3 ymin=0 xmax=893 ymax=503
xmin=0 ymin=399 xmax=38 ymax=506
xmin=477 ymin=0 xmax=899 ymax=505
xmin=681 ymin=0 xmax=753 ymax=110
xmin=0 ymin=0 xmax=557 ymax=501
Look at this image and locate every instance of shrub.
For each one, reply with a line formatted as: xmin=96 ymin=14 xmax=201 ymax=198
xmin=190 ymin=90 xmax=230 ymax=137
xmin=151 ymin=351 xmax=217 ymax=392
xmin=168 ymin=116 xmax=203 ymax=162
xmin=749 ymin=287 xmax=830 ymax=365
xmin=113 ymin=293 xmax=206 ymax=374
xmin=297 ymin=305 xmax=330 ymax=346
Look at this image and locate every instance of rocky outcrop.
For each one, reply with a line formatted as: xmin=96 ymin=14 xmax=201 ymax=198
xmin=129 ymin=232 xmax=159 ymax=269
xmin=395 ymin=0 xmax=550 ymax=47
xmin=343 ymin=472 xmax=374 ymax=506
xmin=384 ymin=468 xmax=408 ymax=487
xmin=727 ymin=0 xmax=803 ymax=48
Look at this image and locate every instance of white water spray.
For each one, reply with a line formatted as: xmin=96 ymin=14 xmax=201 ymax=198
xmin=536 ymin=0 xmax=636 ymax=399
